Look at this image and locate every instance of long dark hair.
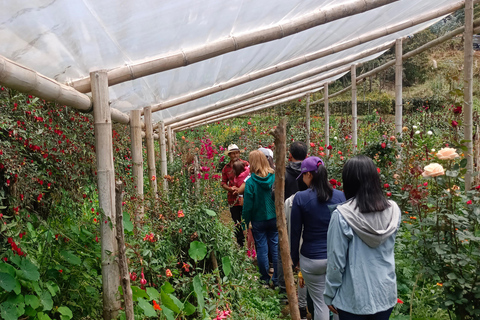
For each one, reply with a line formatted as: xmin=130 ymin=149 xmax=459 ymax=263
xmin=310 ymin=165 xmax=333 ymax=203
xmin=342 ymin=155 xmax=390 ymax=213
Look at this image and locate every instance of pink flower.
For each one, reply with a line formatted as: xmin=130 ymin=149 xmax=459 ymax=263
xmin=467 ymin=200 xmax=472 ymax=205
xmin=451 ymin=120 xmax=458 ymax=127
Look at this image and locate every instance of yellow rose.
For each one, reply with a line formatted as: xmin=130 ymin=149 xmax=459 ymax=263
xmin=422 ymin=163 xmax=445 ymax=177
xmin=436 ymin=147 xmax=459 ymax=160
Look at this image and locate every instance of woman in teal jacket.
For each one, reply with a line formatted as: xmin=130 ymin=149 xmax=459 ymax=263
xmin=242 ymin=150 xmax=277 ymax=286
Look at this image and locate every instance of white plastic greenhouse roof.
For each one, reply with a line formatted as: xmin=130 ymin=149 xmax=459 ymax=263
xmin=1 ymin=0 xmax=461 ymax=123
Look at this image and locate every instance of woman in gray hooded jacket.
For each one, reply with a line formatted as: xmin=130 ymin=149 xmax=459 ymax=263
xmin=324 ymin=155 xmax=401 ymax=320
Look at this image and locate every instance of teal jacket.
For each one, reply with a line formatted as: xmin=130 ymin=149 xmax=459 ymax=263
xmin=242 ymin=173 xmax=276 ymax=226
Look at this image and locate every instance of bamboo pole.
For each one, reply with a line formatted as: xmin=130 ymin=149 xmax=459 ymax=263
xmin=167 ymin=126 xmax=174 ymax=163
xmin=144 ymin=107 xmax=158 ymax=196
xmin=0 ymin=55 xmax=131 ymax=124
xmin=310 ymin=21 xmax=480 ymax=106
xmin=91 ymin=70 xmax=120 ymax=320
xmin=305 ymin=94 xmax=311 ymax=148
xmin=115 ymin=181 xmax=134 ymax=320
xmin=271 ymin=118 xmax=300 ymax=320
xmin=68 ymin=0 xmax=398 ymax=93
xmin=159 ymin=121 xmax=168 ymax=192
xmin=165 ymin=41 xmax=393 ymax=126
xmin=130 ymin=110 xmax=144 ymax=222
xmin=324 ymin=83 xmax=330 ymax=157
xmin=464 ymin=0 xmax=474 ymax=190
xmin=351 ymin=65 xmax=358 ymax=152
xmin=140 ymin=0 xmax=471 ymax=115
xmin=175 ymin=88 xmax=322 ymax=132
xmin=395 ymin=39 xmax=403 ymax=136
xmin=171 ymin=78 xmax=326 ymax=130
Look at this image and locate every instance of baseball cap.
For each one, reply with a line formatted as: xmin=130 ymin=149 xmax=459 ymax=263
xmin=296 ymin=156 xmax=324 ymax=180
xmin=258 ymin=147 xmax=273 ymax=158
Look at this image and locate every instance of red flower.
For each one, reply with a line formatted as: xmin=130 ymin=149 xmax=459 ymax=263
xmin=319 ymin=146 xmax=324 ymax=151
xmin=338 ymin=151 xmax=342 ymax=155
xmin=467 ymin=200 xmax=472 ymax=205
xmin=384 ymin=183 xmax=390 ymax=188
xmin=453 ymin=106 xmax=462 ymax=114
xmin=397 ymin=298 xmax=404 ymax=304
xmin=247 ymin=121 xmax=251 ymax=125
xmin=329 ymin=179 xmax=337 ymax=186
xmin=177 ymin=210 xmax=185 ymax=218
xmin=153 ymin=300 xmax=162 ymax=311
xmin=166 ymin=269 xmax=173 ymax=277
xmin=327 ymin=145 xmax=332 ymax=150
xmin=83 ymin=194 xmax=87 ymax=199
xmin=381 ymin=142 xmax=386 ymax=149
xmin=310 ymin=142 xmax=315 ymax=147
xmin=130 ymin=272 xmax=137 ymax=281
xmin=451 ymin=120 xmax=458 ymax=127
xmin=377 ymin=168 xmax=381 ymax=174
xmin=386 ymin=192 xmax=392 ymax=197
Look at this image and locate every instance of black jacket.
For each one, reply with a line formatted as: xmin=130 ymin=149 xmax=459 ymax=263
xmin=284 ymin=161 xmax=308 ymax=199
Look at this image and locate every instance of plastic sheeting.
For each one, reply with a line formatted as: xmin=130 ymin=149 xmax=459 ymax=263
xmin=1 ymin=0 xmax=454 ymax=122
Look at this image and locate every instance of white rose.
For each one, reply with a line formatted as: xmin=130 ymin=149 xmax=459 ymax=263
xmin=415 ymin=131 xmax=420 ymax=134
xmin=334 ymin=137 xmax=337 ymax=140
xmin=436 ymin=147 xmax=460 ymax=160
xmin=431 ymin=148 xmax=435 ymax=152
xmin=427 ymin=131 xmax=433 ymax=135
xmin=413 ymin=125 xmax=418 ymax=129
xmin=422 ymin=163 xmax=445 ymax=177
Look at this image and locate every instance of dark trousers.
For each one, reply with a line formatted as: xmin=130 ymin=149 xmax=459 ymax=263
xmin=338 ymin=307 xmax=394 ymax=320
xmin=230 ymin=205 xmax=244 ymax=247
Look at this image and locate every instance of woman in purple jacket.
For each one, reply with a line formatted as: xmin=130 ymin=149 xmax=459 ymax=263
xmin=290 ymin=157 xmax=346 ymax=320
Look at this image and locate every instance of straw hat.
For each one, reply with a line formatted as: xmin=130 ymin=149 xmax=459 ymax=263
xmin=225 ymin=144 xmax=244 ymax=155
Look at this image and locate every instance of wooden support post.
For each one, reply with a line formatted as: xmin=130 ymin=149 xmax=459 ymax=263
xmin=464 ymin=0 xmax=474 ymax=190
xmin=144 ymin=107 xmax=158 ymax=196
xmin=90 ymin=70 xmax=120 ymax=320
xmin=130 ymin=110 xmax=144 ymax=221
xmin=271 ymin=118 xmax=300 ymax=320
xmin=324 ymin=84 xmax=330 ymax=157
xmin=395 ymin=39 xmax=403 ymax=137
xmin=115 ymin=181 xmax=134 ymax=320
xmin=305 ymin=94 xmax=311 ymax=148
xmin=167 ymin=126 xmax=174 ymax=163
xmin=159 ymin=121 xmax=168 ymax=191
xmin=351 ymin=65 xmax=358 ymax=153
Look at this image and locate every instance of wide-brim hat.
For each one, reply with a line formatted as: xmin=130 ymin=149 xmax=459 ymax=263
xmin=296 ymin=156 xmax=324 ymax=180
xmin=225 ymin=144 xmax=244 ymax=155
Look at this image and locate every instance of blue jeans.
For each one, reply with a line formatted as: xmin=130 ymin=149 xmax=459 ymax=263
xmin=251 ymin=218 xmax=278 ymax=285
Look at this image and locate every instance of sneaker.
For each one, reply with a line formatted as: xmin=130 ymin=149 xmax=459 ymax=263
xmin=299 ymin=307 xmax=307 ymax=320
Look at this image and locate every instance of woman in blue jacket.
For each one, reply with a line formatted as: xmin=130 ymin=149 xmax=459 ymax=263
xmin=290 ymin=156 xmax=346 ymax=320
xmin=324 ymin=155 xmax=401 ymax=320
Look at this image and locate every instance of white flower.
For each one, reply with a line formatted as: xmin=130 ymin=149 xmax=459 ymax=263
xmin=413 ymin=125 xmax=418 ymax=129
xmin=431 ymin=148 xmax=436 ymax=152
xmin=334 ymin=137 xmax=338 ymax=140
xmin=415 ymin=130 xmax=420 ymax=135
xmin=427 ymin=131 xmax=433 ymax=135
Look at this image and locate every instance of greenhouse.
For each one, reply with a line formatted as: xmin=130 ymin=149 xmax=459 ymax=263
xmin=0 ymin=0 xmax=479 ymax=319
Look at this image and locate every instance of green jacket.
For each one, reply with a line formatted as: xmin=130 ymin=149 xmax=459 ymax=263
xmin=242 ymin=173 xmax=276 ymax=225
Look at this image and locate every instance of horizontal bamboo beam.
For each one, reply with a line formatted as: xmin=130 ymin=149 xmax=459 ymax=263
xmin=164 ymin=41 xmax=393 ymax=127
xmin=67 ymin=0 xmax=398 ymax=93
xmin=0 ymin=55 xmax=131 ymax=124
xmin=147 ymin=0 xmax=469 ymax=114
xmin=310 ymin=21 xmax=480 ymax=105
xmin=176 ymin=88 xmax=322 ymax=132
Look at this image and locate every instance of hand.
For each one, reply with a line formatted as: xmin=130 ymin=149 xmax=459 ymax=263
xmin=328 ymin=305 xmax=338 ymax=315
xmin=230 ymin=186 xmax=238 ymax=193
xmin=298 ymin=277 xmax=305 ymax=288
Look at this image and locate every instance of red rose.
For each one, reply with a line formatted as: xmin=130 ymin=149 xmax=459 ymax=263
xmin=381 ymin=142 xmax=386 ymax=149
xmin=327 ymin=145 xmax=332 ymax=150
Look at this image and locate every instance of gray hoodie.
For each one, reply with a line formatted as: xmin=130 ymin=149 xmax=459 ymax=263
xmin=336 ymin=199 xmax=401 ymax=248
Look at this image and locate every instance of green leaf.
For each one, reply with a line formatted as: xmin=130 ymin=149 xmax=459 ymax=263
xmin=58 ymin=306 xmax=73 ymax=319
xmin=123 ymin=213 xmax=134 ymax=232
xmin=40 ymin=291 xmax=53 ymax=311
xmin=447 ymin=273 xmax=458 ymax=280
xmin=0 ymin=272 xmax=17 ymax=292
xmin=131 ymin=286 xmax=149 ymax=302
xmin=25 ymin=295 xmax=40 ymax=309
xmin=19 ymin=258 xmax=40 ymax=281
xmin=137 ymin=298 xmax=157 ymax=317
xmin=46 ymin=282 xmax=60 ymax=297
xmin=460 ymin=158 xmax=468 ymax=168
xmin=189 ymin=241 xmax=207 ymax=262
xmin=146 ymin=287 xmax=161 ymax=301
xmin=161 ymin=289 xmax=180 ymax=313
xmin=193 ymin=275 xmax=204 ymax=313
xmin=170 ymin=294 xmax=184 ymax=311
xmin=60 ymin=250 xmax=81 ymax=265
xmin=162 ymin=307 xmax=175 ymax=320
xmin=24 ymin=305 xmax=37 ymax=317
xmin=161 ymin=281 xmax=175 ymax=294
xmin=37 ymin=312 xmax=53 ymax=320
xmin=0 ymin=262 xmax=16 ymax=277
xmin=184 ymin=302 xmax=196 ymax=316
xmin=204 ymin=209 xmax=217 ymax=217
xmin=0 ymin=301 xmax=19 ymax=320
xmin=222 ymin=256 xmax=232 ymax=278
